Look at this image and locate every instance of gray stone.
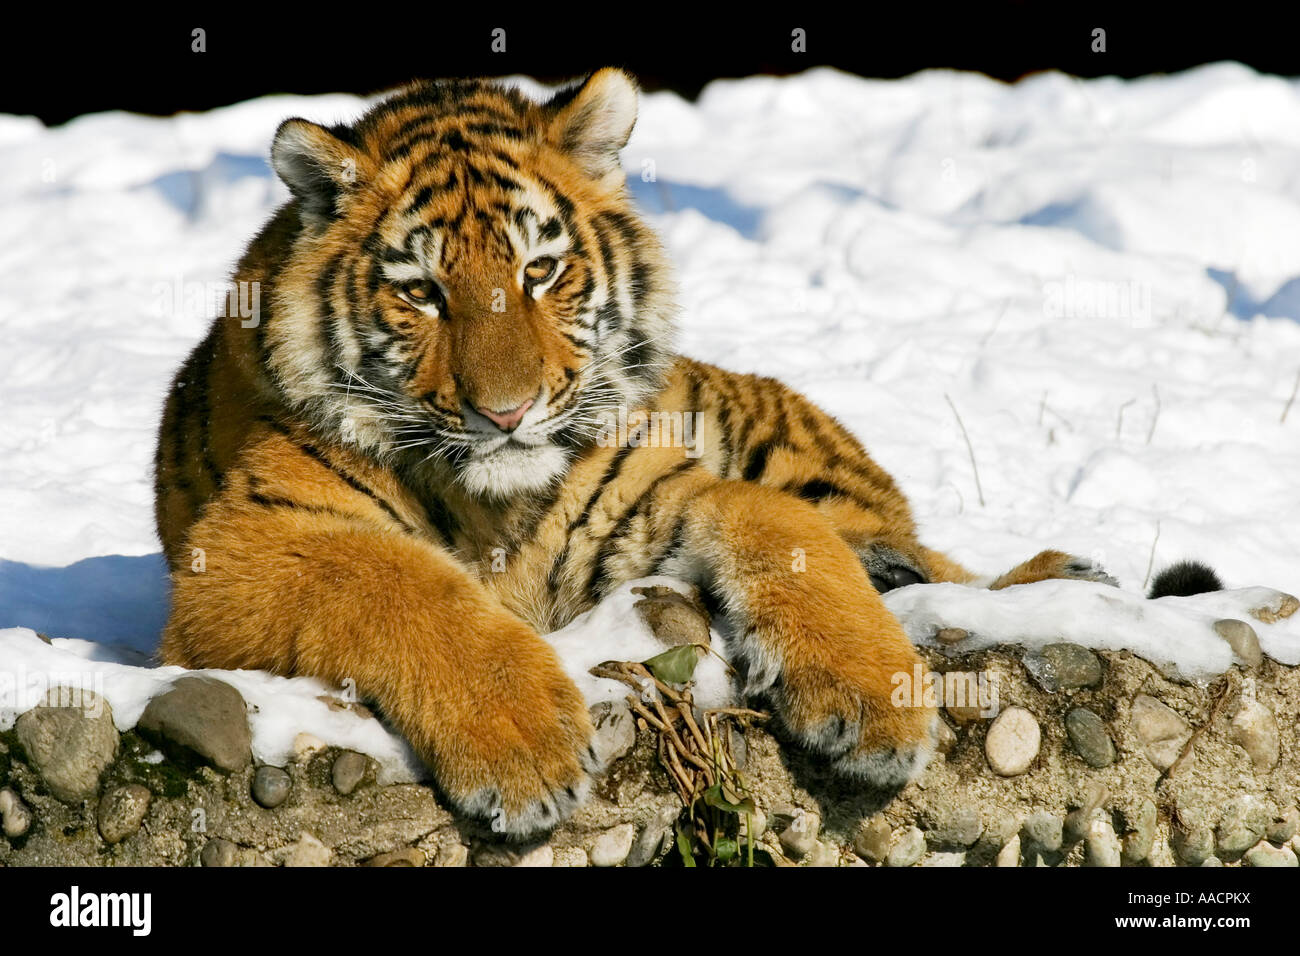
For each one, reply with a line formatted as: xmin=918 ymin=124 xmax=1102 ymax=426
xmin=935 ymin=627 xmax=969 ymax=646
xmin=1032 ymin=643 xmax=1103 ymax=691
xmin=200 ymin=838 xmax=241 ymax=867
xmin=626 ymin=805 xmax=679 ymax=867
xmin=96 ymin=784 xmax=151 ymax=844
xmin=279 ymin=831 xmax=331 ymax=867
xmin=923 ymin=806 xmax=983 ymax=847
xmin=434 ymin=842 xmax=469 ymax=867
xmin=1121 ymin=799 xmax=1158 ymax=864
xmin=589 ymin=823 xmax=636 ymax=867
xmin=1214 ymin=619 xmax=1263 ymax=669
xmin=331 ymin=751 xmax=369 ymax=795
xmin=934 ymin=719 xmax=957 ymax=755
xmin=995 ymin=835 xmax=1021 ymax=867
xmin=779 ymin=809 xmax=820 ymax=858
xmin=515 ymin=844 xmax=554 ymax=867
xmin=1084 ymin=814 xmax=1122 ymax=867
xmin=589 ymin=700 xmax=636 ymax=765
xmin=1022 ymin=812 xmax=1063 ymax=853
xmin=1267 ymin=806 xmax=1299 ymax=845
xmin=886 ymin=826 xmax=926 ymax=868
xmin=365 ymin=847 xmax=425 ymax=867
xmin=1129 ymin=694 xmax=1191 ymax=771
xmin=1230 ymin=698 xmax=1279 ymax=773
xmin=1171 ymin=822 xmax=1215 ymax=865
xmin=633 ymin=585 xmax=711 ymax=646
xmin=0 ymin=788 xmax=33 ymax=839
xmin=1215 ymin=795 xmax=1271 ymax=860
xmin=1243 ymin=841 xmax=1298 ymax=868
xmin=15 ymin=690 xmax=119 ymax=802
xmin=853 ymin=816 xmax=892 ymax=863
xmin=1201 ymin=856 xmax=1223 ymax=867
xmin=252 ymin=765 xmax=292 ymax=808
xmin=1065 ymin=707 xmax=1115 ymax=768
xmin=137 ymin=676 xmax=251 ymax=772
xmin=985 ymin=706 xmax=1040 ymax=776
xmin=1064 ymin=782 xmax=1109 ymax=844
xmin=805 ymin=841 xmax=840 ymax=867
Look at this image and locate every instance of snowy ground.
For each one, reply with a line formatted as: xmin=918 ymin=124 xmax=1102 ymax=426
xmin=2 ymin=64 xmax=1298 ymax=774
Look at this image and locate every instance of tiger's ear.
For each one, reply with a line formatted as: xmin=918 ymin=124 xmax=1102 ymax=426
xmin=544 ymin=68 xmax=638 ymax=180
xmin=271 ymin=119 xmax=370 ymax=227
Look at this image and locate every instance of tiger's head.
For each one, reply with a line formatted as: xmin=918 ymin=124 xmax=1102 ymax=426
xmin=260 ymin=68 xmax=676 ymax=498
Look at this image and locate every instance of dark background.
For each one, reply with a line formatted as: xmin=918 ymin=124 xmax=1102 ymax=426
xmin=3 ymin=5 xmax=1296 ymax=125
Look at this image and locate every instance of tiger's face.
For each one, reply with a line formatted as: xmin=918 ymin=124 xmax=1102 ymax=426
xmin=262 ymin=69 xmax=675 ymax=498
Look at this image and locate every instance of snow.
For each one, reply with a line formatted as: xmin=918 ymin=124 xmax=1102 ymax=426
xmin=2 ymin=65 xmax=1299 ymax=777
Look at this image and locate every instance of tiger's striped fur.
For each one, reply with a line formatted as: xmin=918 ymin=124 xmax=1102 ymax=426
xmin=155 ymin=69 xmax=1115 ymax=836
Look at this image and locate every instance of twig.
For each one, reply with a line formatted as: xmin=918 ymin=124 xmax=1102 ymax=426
xmin=944 ymin=392 xmax=985 ymax=508
xmin=1142 ymin=521 xmax=1161 ymax=592
xmin=1283 ymin=368 xmax=1300 ymax=424
xmin=1146 ymin=384 xmax=1161 ymax=445
xmin=1116 ymin=398 xmax=1136 ymax=440
xmin=979 ymin=298 xmax=1011 ymax=349
xmin=1160 ymin=676 xmax=1235 ymax=784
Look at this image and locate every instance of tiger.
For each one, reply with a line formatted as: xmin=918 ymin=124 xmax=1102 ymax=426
xmin=154 ymin=68 xmax=1118 ymax=837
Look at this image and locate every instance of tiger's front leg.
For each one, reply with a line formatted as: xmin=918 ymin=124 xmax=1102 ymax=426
xmin=161 ymin=482 xmax=599 ymax=838
xmin=663 ymin=479 xmax=938 ymax=786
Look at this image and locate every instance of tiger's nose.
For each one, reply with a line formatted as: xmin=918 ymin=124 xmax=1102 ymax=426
xmin=475 ymin=398 xmax=534 ymax=432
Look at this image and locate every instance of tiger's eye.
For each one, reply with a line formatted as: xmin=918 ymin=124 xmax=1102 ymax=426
xmin=402 ymin=279 xmax=435 ymax=301
xmin=524 ymin=256 xmax=558 ymax=284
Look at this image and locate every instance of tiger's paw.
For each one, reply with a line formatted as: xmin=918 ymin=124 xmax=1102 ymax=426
xmin=747 ymin=638 xmax=938 ymax=789
xmin=427 ymin=668 xmax=601 ymax=839
xmin=990 ymin=549 xmax=1119 ymax=590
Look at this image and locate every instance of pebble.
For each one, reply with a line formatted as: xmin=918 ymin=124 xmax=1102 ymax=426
xmin=1171 ymin=821 xmax=1215 ymax=865
xmin=1064 ymin=782 xmax=1109 ymax=844
xmin=921 ymin=851 xmax=966 ymax=867
xmin=470 ymin=844 xmax=519 ymax=867
xmin=589 ymin=823 xmax=636 ymax=867
xmin=515 ymin=844 xmax=554 ymax=867
xmin=96 ymin=784 xmax=151 ymax=844
xmin=0 ymin=788 xmax=33 ymax=839
xmin=365 ymin=847 xmax=426 ymax=867
xmin=853 ymin=816 xmax=892 ymax=863
xmin=331 ymin=751 xmax=369 ymax=795
xmin=934 ymin=719 xmax=957 ymax=756
xmin=995 ymin=834 xmax=1021 ymax=867
xmin=434 ymin=842 xmax=469 ymax=867
xmin=633 ymin=585 xmax=711 ymax=646
xmin=1230 ymin=699 xmax=1279 ymax=773
xmin=1243 ymin=841 xmax=1298 ymax=868
xmin=14 ymin=690 xmax=119 ymax=803
xmin=1213 ymin=619 xmax=1263 ymax=669
xmin=280 ymin=832 xmax=332 ymax=867
xmin=626 ymin=805 xmax=680 ymax=868
xmin=886 ymin=826 xmax=926 ymax=868
xmin=805 ymin=841 xmax=840 ymax=867
xmin=1022 ymin=812 xmax=1064 ymax=853
xmin=292 ymin=732 xmax=326 ymax=759
xmin=200 ymin=838 xmax=241 ymax=867
xmin=1215 ymin=795 xmax=1271 ymax=860
xmin=984 ymin=706 xmax=1040 ymax=776
xmin=1121 ymin=799 xmax=1158 ymax=864
xmin=779 ymin=809 xmax=821 ymax=858
xmin=1267 ymin=806 xmax=1299 ymax=845
xmin=1129 ymin=694 xmax=1191 ymax=771
xmin=1032 ymin=643 xmax=1103 ymax=691
xmin=137 ymin=676 xmax=252 ymax=772
xmin=923 ymin=806 xmax=983 ymax=848
xmin=589 ymin=700 xmax=636 ymax=765
xmin=935 ymin=627 xmax=969 ymax=646
xmin=1201 ymin=856 xmax=1223 ymax=867
xmin=252 ymin=766 xmax=292 ymax=808
xmin=1064 ymin=707 xmax=1115 ymax=768
xmin=1249 ymin=591 xmax=1298 ymax=625
xmin=1084 ymin=814 xmax=1122 ymax=867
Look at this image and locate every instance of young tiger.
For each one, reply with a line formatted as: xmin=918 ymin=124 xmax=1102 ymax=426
xmin=155 ymin=68 xmax=1116 ymax=836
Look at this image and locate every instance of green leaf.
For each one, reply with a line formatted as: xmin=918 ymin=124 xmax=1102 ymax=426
xmin=715 ymin=838 xmax=738 ymax=862
xmin=643 ymin=644 xmax=699 ymax=684
xmin=702 ymin=782 xmax=756 ymax=816
xmin=675 ymin=823 xmax=696 ymax=867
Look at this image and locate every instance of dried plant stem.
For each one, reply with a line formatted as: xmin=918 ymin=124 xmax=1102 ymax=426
xmin=944 ymin=393 xmax=985 ymax=508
